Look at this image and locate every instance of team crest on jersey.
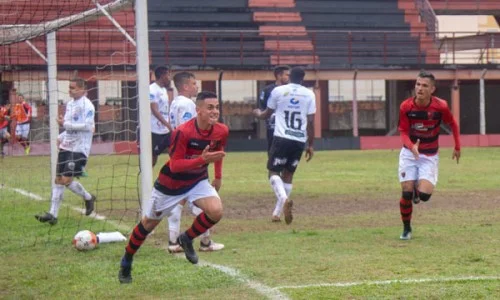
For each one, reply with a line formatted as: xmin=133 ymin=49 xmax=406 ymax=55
xmin=209 ymin=140 xmax=221 ymax=150
xmin=72 ymin=106 xmax=83 ymax=121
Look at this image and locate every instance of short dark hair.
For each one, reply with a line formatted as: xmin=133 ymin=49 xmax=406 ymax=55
xmin=154 ymin=66 xmax=169 ymax=80
xmin=417 ymin=71 xmax=436 ymax=85
xmin=71 ymin=77 xmax=86 ymax=89
xmin=196 ymin=91 xmax=217 ymax=101
xmin=274 ymin=65 xmax=290 ymax=78
xmin=289 ymin=67 xmax=305 ymax=84
xmin=173 ymin=72 xmax=195 ymax=90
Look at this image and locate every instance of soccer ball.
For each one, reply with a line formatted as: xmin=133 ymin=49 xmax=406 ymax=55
xmin=72 ymin=230 xmax=98 ymax=251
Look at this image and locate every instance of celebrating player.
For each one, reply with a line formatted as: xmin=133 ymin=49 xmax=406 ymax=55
xmin=12 ymin=93 xmax=32 ymax=155
xmin=398 ymin=71 xmax=461 ymax=240
xmin=118 ymin=91 xmax=228 ymax=283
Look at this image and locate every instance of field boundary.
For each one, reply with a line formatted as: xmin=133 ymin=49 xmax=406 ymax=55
xmin=275 ymin=275 xmax=500 ymax=290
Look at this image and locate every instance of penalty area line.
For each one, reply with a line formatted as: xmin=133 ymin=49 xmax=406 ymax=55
xmin=9 ymin=186 xmax=290 ymax=300
xmin=274 ymin=275 xmax=500 ymax=290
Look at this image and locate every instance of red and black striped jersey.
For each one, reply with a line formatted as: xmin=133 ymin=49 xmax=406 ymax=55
xmin=154 ymin=118 xmax=229 ymax=195
xmin=398 ymin=96 xmax=460 ymax=155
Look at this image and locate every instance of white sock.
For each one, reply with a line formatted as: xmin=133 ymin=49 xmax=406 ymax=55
xmin=270 ymin=175 xmax=287 ymax=217
xmin=49 ymin=184 xmax=65 ymax=218
xmin=284 ymin=183 xmax=293 ymax=197
xmin=67 ymin=181 xmax=92 ymax=201
xmin=167 ymin=204 xmax=183 ymax=243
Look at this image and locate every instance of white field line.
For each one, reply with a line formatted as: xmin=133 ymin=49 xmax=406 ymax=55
xmin=274 ymin=275 xmax=500 ymax=290
xmin=8 ymin=186 xmax=289 ymax=300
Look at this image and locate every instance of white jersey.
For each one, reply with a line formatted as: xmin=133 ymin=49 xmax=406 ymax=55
xmin=149 ymin=82 xmax=170 ymax=134
xmin=59 ymin=96 xmax=95 ymax=157
xmin=267 ymin=83 xmax=316 ymax=143
xmin=169 ymin=95 xmax=197 ymax=129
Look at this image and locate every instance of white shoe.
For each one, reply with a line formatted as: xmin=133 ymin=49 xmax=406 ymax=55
xmin=199 ymin=240 xmax=224 ymax=252
xmin=167 ymin=242 xmax=184 ymax=253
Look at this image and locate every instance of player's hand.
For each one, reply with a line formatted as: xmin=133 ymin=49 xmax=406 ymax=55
xmin=252 ymin=108 xmax=262 ymax=118
xmin=452 ymin=149 xmax=460 ymax=164
xmin=57 ymin=115 xmax=64 ymax=126
xmin=411 ymin=139 xmax=420 ymax=160
xmin=305 ymin=146 xmax=314 ymax=162
xmin=201 ymin=145 xmax=225 ymax=163
xmin=211 ymin=178 xmax=222 ymax=192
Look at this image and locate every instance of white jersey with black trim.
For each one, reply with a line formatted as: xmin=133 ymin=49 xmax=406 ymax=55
xmin=149 ymin=82 xmax=170 ymax=134
xmin=169 ymin=95 xmax=197 ymax=129
xmin=267 ymin=83 xmax=316 ymax=143
xmin=59 ymin=96 xmax=95 ymax=157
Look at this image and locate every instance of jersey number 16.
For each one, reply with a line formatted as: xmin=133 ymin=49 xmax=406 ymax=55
xmin=284 ymin=110 xmax=302 ymax=130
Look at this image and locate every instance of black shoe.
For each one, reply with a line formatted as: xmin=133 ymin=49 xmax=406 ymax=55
xmin=400 ymin=225 xmax=412 ymax=240
xmin=118 ymin=265 xmax=132 ymax=284
xmin=85 ymin=195 xmax=96 ymax=216
xmin=177 ymin=233 xmax=198 ymax=264
xmin=35 ymin=212 xmax=58 ymax=225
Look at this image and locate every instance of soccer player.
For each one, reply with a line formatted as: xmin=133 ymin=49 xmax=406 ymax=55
xmin=166 ymin=72 xmax=224 ymax=253
xmin=258 ymin=65 xmax=290 ymax=153
xmin=35 ymin=78 xmax=96 ymax=225
xmin=398 ymin=71 xmax=461 ymax=240
xmin=12 ymin=94 xmax=32 ymax=155
xmin=118 ymin=91 xmax=228 ymax=283
xmin=0 ymin=104 xmax=11 ymax=157
xmin=253 ymin=67 xmax=316 ymax=224
xmin=146 ymin=66 xmax=173 ymax=167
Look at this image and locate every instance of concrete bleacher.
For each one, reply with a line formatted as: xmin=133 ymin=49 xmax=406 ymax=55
xmin=149 ymin=0 xmax=431 ymax=69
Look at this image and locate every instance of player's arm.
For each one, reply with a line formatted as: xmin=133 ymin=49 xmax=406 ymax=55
xmin=24 ymin=103 xmax=32 ymax=121
xmin=150 ymin=102 xmax=173 ymax=132
xmin=442 ymin=102 xmax=461 ymax=163
xmin=253 ymin=88 xmax=277 ymax=119
xmin=169 ymin=131 xmax=225 ymax=173
xmin=398 ymin=103 xmax=420 ymax=160
xmin=305 ymin=114 xmax=315 ymax=162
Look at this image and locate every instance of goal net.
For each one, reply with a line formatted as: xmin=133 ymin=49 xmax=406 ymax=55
xmin=0 ymin=0 xmax=149 ymax=247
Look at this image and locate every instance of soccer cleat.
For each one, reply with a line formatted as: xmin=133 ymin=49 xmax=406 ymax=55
xmin=35 ymin=212 xmax=58 ymax=225
xmin=283 ymin=199 xmax=294 ymax=225
xmin=24 ymin=146 xmax=30 ymax=155
xmin=412 ymin=187 xmax=420 ymax=204
xmin=199 ymin=240 xmax=224 ymax=252
xmin=80 ymin=169 xmax=88 ymax=177
xmin=85 ymin=194 xmax=96 ymax=216
xmin=177 ymin=233 xmax=198 ymax=264
xmin=118 ymin=258 xmax=132 ymax=284
xmin=167 ymin=241 xmax=184 ymax=253
xmin=271 ymin=215 xmax=281 ymax=222
xmin=400 ymin=225 xmax=412 ymax=240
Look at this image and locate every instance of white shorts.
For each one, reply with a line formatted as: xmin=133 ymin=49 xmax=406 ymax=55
xmin=398 ymin=147 xmax=439 ymax=186
xmin=145 ymin=179 xmax=219 ymax=220
xmin=0 ymin=127 xmax=8 ymax=139
xmin=15 ymin=123 xmax=30 ymax=139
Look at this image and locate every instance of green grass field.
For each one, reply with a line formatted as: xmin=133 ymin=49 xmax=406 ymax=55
xmin=1 ymin=148 xmax=500 ymax=299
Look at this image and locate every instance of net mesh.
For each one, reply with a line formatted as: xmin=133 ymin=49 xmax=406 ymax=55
xmin=0 ymin=0 xmax=141 ymax=247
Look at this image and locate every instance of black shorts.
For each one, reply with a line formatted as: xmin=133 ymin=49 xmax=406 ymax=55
xmin=136 ymin=127 xmax=171 ymax=157
xmin=267 ymin=136 xmax=305 ymax=173
xmin=266 ymin=128 xmax=274 ymax=153
xmin=57 ymin=150 xmax=87 ymax=177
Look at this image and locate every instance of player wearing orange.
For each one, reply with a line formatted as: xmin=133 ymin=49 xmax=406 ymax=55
xmin=398 ymin=71 xmax=461 ymax=240
xmin=0 ymin=104 xmax=11 ymax=157
xmin=12 ymin=94 xmax=32 ymax=155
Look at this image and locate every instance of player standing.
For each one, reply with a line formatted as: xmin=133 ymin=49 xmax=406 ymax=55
xmin=398 ymin=71 xmax=461 ymax=240
xmin=258 ymin=65 xmax=290 ymax=153
xmin=35 ymin=78 xmax=96 ymax=225
xmin=118 ymin=91 xmax=228 ymax=283
xmin=253 ymin=67 xmax=316 ymax=224
xmin=12 ymin=94 xmax=32 ymax=155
